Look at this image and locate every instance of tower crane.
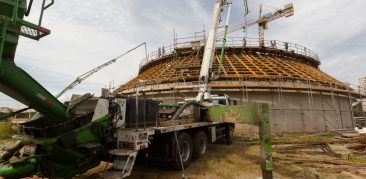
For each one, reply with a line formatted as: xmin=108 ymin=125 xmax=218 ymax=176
xmin=217 ymin=3 xmax=294 ymax=47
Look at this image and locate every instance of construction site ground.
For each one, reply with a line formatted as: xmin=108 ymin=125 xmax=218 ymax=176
xmin=1 ymin=128 xmax=366 ymax=179
xmin=78 ymin=128 xmax=366 ymax=179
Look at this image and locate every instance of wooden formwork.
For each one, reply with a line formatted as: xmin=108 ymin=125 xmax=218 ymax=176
xmin=116 ymin=47 xmax=346 ymax=93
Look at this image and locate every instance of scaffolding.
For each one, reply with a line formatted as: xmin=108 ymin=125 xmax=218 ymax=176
xmin=114 ymin=36 xmax=364 ymax=133
xmin=116 ymin=37 xmax=343 ymax=93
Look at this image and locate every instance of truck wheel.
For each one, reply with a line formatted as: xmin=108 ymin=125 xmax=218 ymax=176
xmin=225 ymin=126 xmax=234 ymax=145
xmin=192 ymin=131 xmax=208 ymax=159
xmin=173 ymin=132 xmax=193 ymax=170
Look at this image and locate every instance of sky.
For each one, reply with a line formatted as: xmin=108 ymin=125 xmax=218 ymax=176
xmin=1 ymin=0 xmax=365 ymax=108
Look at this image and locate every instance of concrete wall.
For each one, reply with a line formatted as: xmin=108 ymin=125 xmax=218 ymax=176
xmin=141 ymin=89 xmax=354 ymax=134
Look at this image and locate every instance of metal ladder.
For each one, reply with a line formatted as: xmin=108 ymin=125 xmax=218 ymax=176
xmin=100 ymin=149 xmax=138 ymax=178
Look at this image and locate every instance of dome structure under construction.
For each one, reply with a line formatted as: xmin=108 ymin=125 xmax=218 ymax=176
xmin=116 ymin=37 xmax=357 ymax=133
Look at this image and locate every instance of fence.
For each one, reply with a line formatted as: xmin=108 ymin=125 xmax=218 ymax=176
xmin=139 ymin=36 xmax=320 ymax=70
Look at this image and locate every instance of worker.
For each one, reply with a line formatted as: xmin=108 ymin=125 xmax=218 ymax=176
xmin=284 ymin=42 xmax=289 ymax=51
xmin=271 ymin=41 xmax=276 ymax=48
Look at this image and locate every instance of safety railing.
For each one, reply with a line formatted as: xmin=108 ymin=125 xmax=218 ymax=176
xmin=139 ymin=35 xmax=206 ymax=70
xmin=344 ymin=82 xmax=366 ymax=97
xmin=221 ymin=37 xmax=320 ymax=62
xmin=139 ymin=36 xmax=320 ymax=70
xmin=120 ymin=78 xmax=351 ymax=95
xmin=12 ymin=0 xmax=53 ymax=40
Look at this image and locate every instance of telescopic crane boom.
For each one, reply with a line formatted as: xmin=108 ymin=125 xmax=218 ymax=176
xmin=28 ymin=43 xmax=147 ymax=120
xmin=56 ymin=42 xmax=147 ymax=98
xmin=196 ymin=0 xmax=231 ymax=103
xmin=197 ymin=1 xmax=293 ymax=103
xmin=1 ymin=43 xmax=147 ymax=121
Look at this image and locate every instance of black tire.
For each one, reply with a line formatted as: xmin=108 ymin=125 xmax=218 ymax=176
xmin=225 ymin=126 xmax=234 ymax=145
xmin=173 ymin=132 xmax=193 ymax=170
xmin=192 ymin=131 xmax=208 ymax=159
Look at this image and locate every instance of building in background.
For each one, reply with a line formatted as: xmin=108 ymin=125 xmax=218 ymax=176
xmin=12 ymin=109 xmax=35 ymax=124
xmin=116 ymin=37 xmax=362 ymax=134
xmin=358 ymin=76 xmax=366 ymax=112
xmin=0 ymin=107 xmax=12 ymax=115
xmin=0 ymin=107 xmax=35 ymax=123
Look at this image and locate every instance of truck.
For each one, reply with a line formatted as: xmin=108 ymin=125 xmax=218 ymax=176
xmin=0 ymin=0 xmax=273 ymax=178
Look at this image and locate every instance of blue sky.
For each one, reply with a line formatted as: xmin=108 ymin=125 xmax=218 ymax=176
xmin=1 ymin=0 xmax=366 ymax=108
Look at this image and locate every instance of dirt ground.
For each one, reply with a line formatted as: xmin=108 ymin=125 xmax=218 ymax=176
xmin=78 ymin=132 xmax=366 ymax=179
xmin=1 ymin=131 xmax=366 ymax=179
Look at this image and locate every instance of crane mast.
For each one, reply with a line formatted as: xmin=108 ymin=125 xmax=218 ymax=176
xmin=217 ymin=3 xmax=294 ymax=47
xmin=258 ymin=3 xmax=294 ymax=47
xmin=197 ymin=0 xmax=230 ymax=103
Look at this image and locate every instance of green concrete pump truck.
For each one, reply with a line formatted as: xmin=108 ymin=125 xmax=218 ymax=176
xmin=0 ymin=0 xmax=273 ymax=178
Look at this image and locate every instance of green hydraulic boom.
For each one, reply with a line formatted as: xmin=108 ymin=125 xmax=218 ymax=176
xmin=0 ymin=0 xmax=68 ymax=122
xmin=0 ymin=1 xmax=274 ymax=179
xmin=0 ymin=1 xmax=112 ymax=178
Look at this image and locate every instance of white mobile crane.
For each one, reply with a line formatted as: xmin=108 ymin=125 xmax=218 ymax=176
xmin=0 ymin=1 xmax=273 ymax=179
xmin=197 ymin=1 xmax=294 ymax=104
xmin=196 ymin=0 xmax=232 ymax=104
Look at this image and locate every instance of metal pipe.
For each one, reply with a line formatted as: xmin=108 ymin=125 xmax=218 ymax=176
xmin=25 ymin=0 xmax=33 ymax=16
xmin=38 ymin=0 xmax=46 ymax=26
xmin=140 ymin=91 xmax=147 ymax=130
xmin=0 ymin=141 xmax=23 ymax=162
xmin=38 ymin=0 xmax=54 ymax=37
xmin=44 ymin=0 xmax=54 ymax=10
xmin=135 ymin=90 xmax=139 ymax=131
xmin=144 ymin=43 xmax=148 ymax=59
xmin=171 ymin=101 xmax=199 ymax=121
xmin=218 ymin=2 xmax=232 ymax=77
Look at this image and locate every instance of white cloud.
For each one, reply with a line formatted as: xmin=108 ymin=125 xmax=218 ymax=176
xmin=1 ymin=0 xmax=365 ymax=108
